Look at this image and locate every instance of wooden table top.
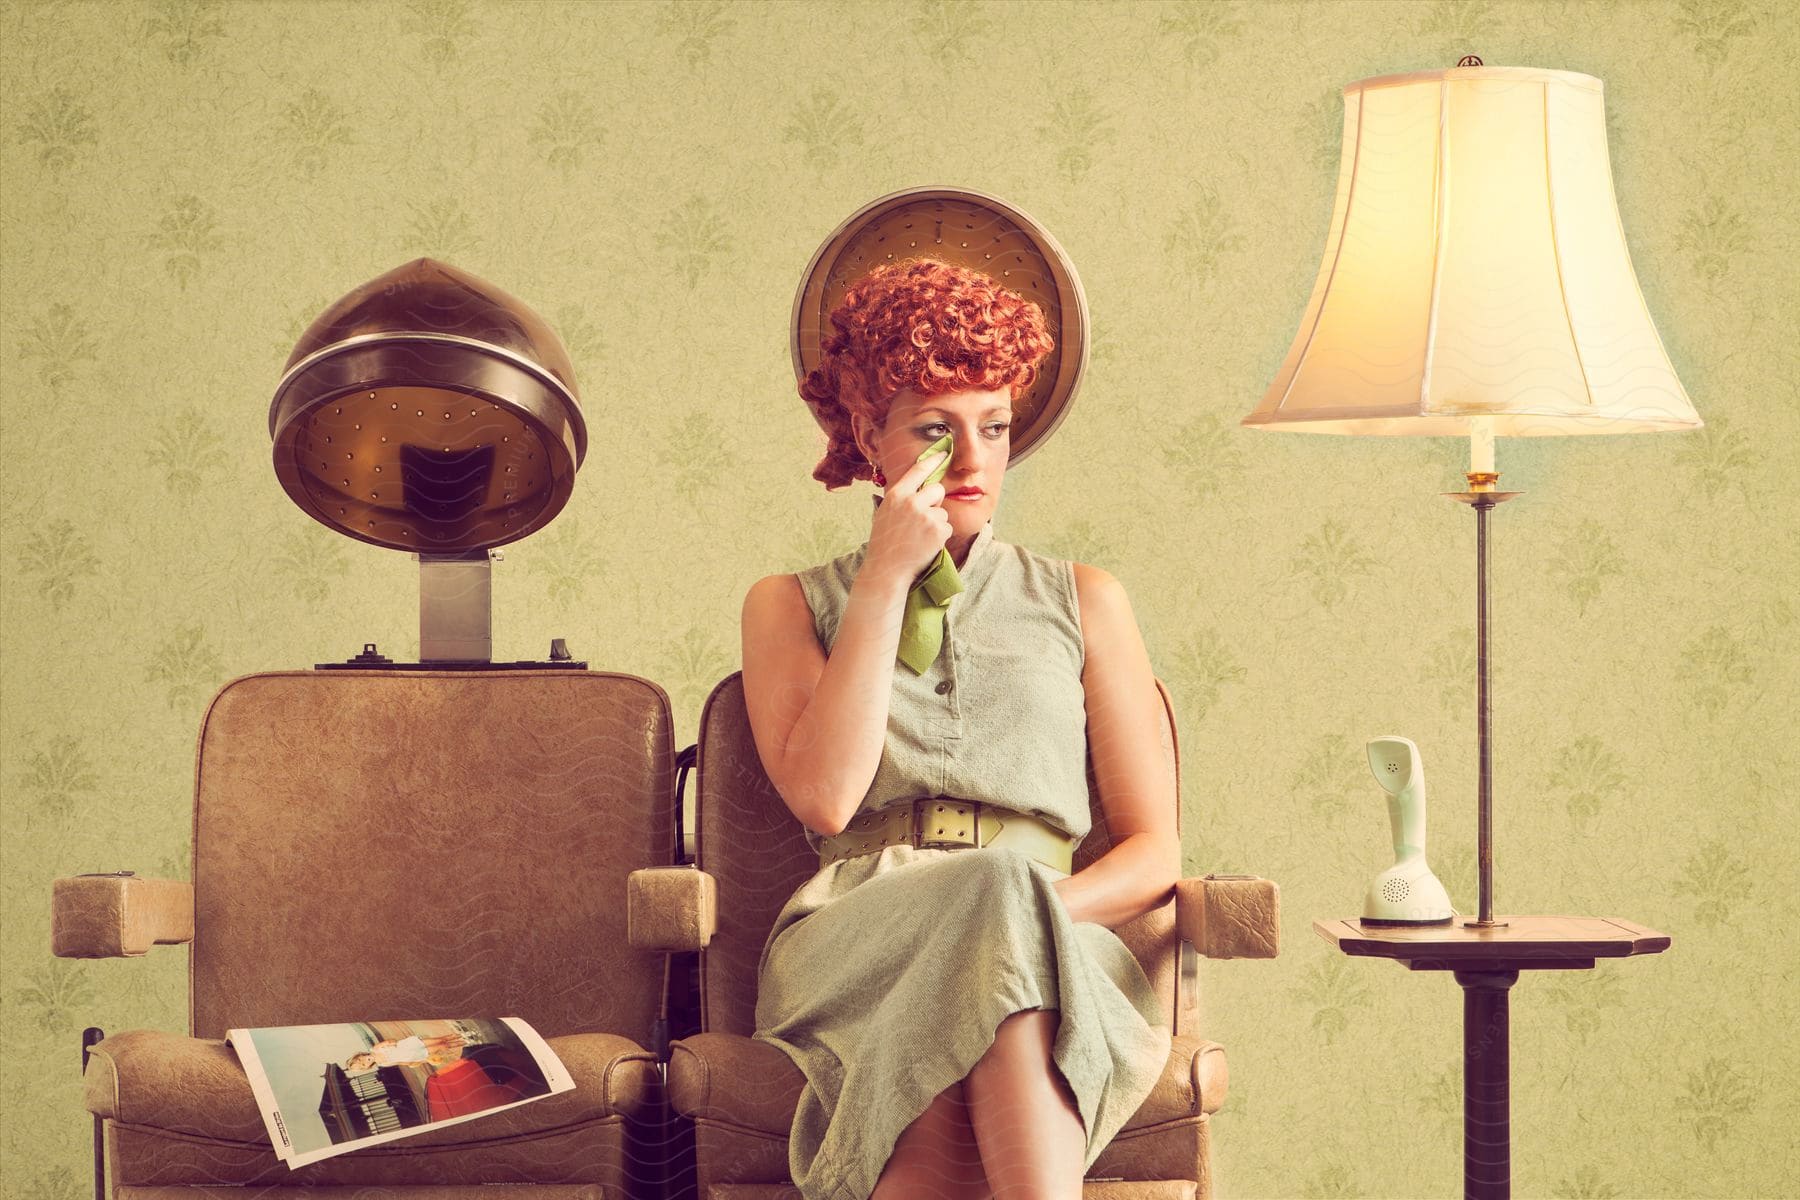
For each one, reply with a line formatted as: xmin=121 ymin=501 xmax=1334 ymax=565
xmin=1314 ymin=915 xmax=1670 ymax=969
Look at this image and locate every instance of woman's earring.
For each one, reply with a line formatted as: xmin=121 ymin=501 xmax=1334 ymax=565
xmin=872 ymin=467 xmax=886 ymax=487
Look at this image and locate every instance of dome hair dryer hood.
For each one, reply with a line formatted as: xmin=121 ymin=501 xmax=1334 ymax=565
xmin=269 ymin=256 xmax=587 ymax=555
xmin=268 ymin=258 xmax=588 ymax=665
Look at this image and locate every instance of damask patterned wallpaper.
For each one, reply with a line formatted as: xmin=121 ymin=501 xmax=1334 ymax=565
xmin=3 ymin=1 xmax=1794 ymax=1197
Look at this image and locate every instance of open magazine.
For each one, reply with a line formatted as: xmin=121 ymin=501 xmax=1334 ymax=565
xmin=225 ymin=1017 xmax=573 ymax=1169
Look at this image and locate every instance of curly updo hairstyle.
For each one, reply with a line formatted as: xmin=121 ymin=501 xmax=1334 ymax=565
xmin=800 ymin=258 xmax=1055 ymax=490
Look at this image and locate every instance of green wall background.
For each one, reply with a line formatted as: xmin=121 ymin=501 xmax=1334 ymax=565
xmin=3 ymin=1 xmax=1794 ymax=1196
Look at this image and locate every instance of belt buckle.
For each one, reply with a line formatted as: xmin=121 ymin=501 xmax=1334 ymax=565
xmin=915 ymin=796 xmax=980 ymax=850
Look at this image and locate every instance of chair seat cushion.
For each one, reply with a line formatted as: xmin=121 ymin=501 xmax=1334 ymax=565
xmin=668 ymin=1029 xmax=1226 ymax=1138
xmin=85 ymin=1028 xmax=659 ymax=1138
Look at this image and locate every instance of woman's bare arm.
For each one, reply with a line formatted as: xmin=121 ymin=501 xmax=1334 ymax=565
xmin=1054 ymin=562 xmax=1183 ymax=929
xmin=741 ymin=567 xmax=913 ymax=838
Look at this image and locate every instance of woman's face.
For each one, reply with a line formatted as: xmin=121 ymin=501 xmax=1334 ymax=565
xmin=856 ymin=385 xmax=1011 ymax=536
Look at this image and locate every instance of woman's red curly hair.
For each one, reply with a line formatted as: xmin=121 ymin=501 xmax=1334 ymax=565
xmin=799 ymin=257 xmax=1055 ymax=490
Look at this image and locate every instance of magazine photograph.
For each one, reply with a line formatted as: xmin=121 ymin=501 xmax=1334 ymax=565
xmin=225 ymin=1017 xmax=572 ymax=1169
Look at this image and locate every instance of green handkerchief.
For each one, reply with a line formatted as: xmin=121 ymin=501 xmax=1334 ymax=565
xmin=898 ymin=547 xmax=964 ymax=674
xmin=896 ymin=433 xmax=960 ymax=675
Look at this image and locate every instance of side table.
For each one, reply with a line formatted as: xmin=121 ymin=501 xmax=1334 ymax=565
xmin=1313 ymin=914 xmax=1670 ymax=1200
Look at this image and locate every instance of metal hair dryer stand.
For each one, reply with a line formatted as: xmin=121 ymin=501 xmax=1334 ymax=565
xmin=316 ymin=550 xmax=587 ymax=671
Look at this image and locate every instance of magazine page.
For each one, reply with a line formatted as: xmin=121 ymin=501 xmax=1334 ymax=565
xmin=225 ymin=1017 xmax=573 ymax=1169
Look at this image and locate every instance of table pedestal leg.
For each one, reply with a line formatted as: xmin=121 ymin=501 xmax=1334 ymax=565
xmin=1455 ymin=968 xmax=1517 ymax=1199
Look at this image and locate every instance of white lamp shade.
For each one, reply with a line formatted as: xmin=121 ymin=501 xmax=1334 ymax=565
xmin=1246 ymin=65 xmax=1701 ymax=436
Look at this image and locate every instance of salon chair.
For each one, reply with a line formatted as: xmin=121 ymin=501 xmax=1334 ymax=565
xmin=51 ymin=668 xmax=678 ymax=1200
xmin=628 ymin=672 xmax=1281 ymax=1199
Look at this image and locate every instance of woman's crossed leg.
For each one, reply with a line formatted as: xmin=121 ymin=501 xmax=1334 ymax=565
xmin=870 ymin=1077 xmax=987 ymax=1200
xmin=871 ymin=1006 xmax=1084 ymax=1200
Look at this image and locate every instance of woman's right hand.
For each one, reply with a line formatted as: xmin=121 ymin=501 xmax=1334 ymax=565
xmin=862 ymin=447 xmax=952 ymax=589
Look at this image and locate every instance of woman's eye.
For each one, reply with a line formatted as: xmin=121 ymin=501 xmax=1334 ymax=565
xmin=921 ymin=423 xmax=1010 ymax=437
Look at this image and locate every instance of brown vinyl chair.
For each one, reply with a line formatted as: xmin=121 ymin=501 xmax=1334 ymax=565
xmin=52 ymin=668 xmax=680 ymax=1200
xmin=627 ymin=672 xmax=1281 ymax=1199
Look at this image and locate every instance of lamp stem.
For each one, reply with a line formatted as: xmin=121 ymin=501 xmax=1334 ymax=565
xmin=1452 ymin=468 xmax=1513 ymax=929
xmin=1475 ymin=494 xmax=1496 ymax=926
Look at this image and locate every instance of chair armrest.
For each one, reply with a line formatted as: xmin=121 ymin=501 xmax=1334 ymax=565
xmin=1174 ymin=873 xmax=1279 ymax=959
xmin=627 ymin=866 xmax=718 ymax=951
xmin=1165 ymin=1030 xmax=1231 ymax=1116
xmin=82 ymin=1027 xmax=660 ymax=1130
xmin=80 ymin=1029 xmax=265 ymax=1133
xmin=52 ymin=874 xmax=194 ymax=958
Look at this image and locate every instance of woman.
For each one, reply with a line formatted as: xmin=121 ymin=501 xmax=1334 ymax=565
xmin=345 ymin=1031 xmax=468 ymax=1073
xmin=741 ymin=257 xmax=1180 ymax=1199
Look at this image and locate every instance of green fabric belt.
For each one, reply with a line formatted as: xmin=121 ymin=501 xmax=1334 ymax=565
xmin=817 ymin=798 xmax=1076 ymax=875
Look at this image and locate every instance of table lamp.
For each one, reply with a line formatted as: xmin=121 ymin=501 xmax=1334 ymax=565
xmin=1243 ymin=57 xmax=1702 ymax=928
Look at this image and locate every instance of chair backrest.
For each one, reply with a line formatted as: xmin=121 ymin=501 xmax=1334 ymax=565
xmin=693 ymin=671 xmax=1196 ymax=1038
xmin=189 ymin=669 xmax=676 ymax=1045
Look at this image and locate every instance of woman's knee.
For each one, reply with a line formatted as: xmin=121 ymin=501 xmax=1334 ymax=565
xmin=969 ymin=1007 xmax=1072 ymax=1106
xmin=980 ymin=1006 xmax=1056 ymax=1060
xmin=873 ymin=1079 xmax=986 ymax=1200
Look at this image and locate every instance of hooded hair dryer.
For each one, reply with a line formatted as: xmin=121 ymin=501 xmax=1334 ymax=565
xmin=269 ymin=257 xmax=587 ymax=667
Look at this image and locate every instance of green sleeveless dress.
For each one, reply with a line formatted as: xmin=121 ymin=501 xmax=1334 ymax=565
xmin=751 ymin=499 xmax=1172 ymax=1198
